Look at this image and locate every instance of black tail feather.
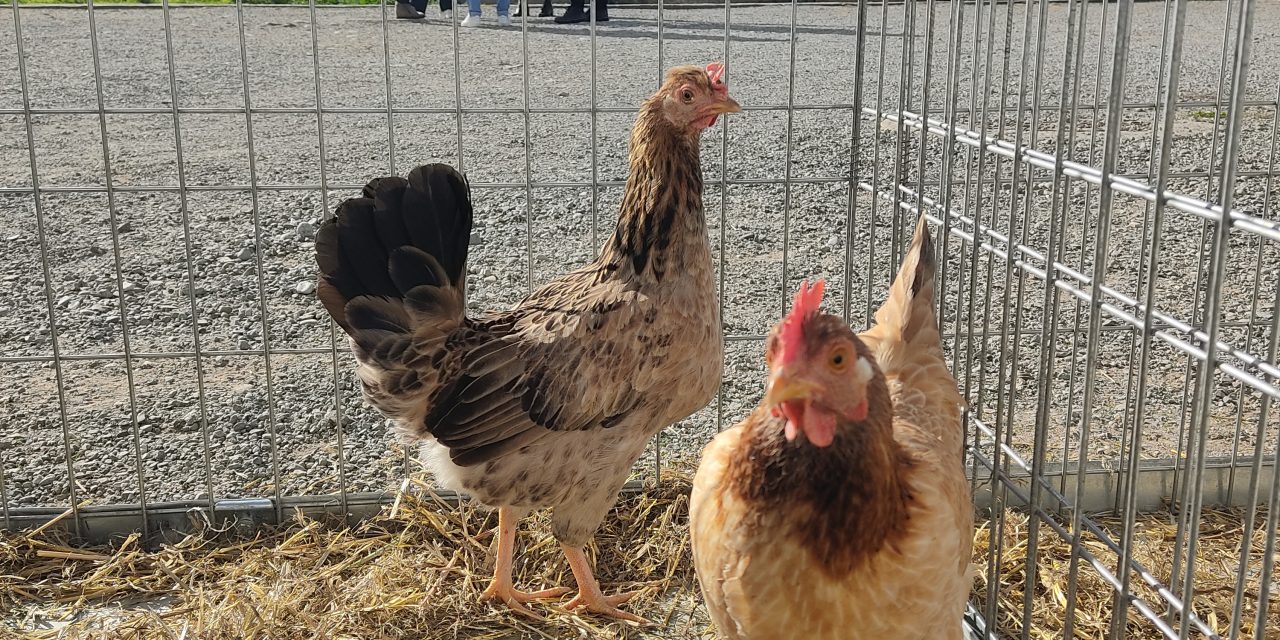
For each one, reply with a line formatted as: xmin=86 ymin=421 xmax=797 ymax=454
xmin=315 ymin=163 xmax=473 ymax=342
xmin=336 ymin=198 xmax=402 ymax=299
xmin=400 ymin=167 xmax=470 ymax=286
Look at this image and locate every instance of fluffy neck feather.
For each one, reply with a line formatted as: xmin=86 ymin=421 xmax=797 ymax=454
xmin=598 ymin=98 xmax=705 ymax=282
xmin=729 ymin=366 xmax=911 ymax=578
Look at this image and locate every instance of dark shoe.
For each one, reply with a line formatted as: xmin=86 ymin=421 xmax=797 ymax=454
xmin=396 ymin=1 xmax=425 ymax=18
xmin=514 ymin=0 xmax=550 ymax=17
xmin=554 ymin=4 xmax=586 ymax=22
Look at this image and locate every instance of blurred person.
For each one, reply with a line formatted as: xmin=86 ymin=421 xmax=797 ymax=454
xmin=554 ymin=0 xmax=606 ymax=23
xmin=397 ymin=0 xmax=453 ymax=20
xmin=513 ymin=0 xmax=553 ymax=18
xmin=462 ymin=0 xmax=511 ymax=27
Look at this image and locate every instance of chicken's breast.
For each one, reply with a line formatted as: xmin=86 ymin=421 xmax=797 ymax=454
xmin=692 ymin=418 xmax=972 ymax=640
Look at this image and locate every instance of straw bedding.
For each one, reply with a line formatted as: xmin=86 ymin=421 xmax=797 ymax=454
xmin=972 ymin=506 xmax=1280 ymax=639
xmin=2 ymin=476 xmax=1276 ymax=639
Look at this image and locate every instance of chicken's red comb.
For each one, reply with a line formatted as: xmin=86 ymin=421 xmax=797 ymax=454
xmin=778 ymin=279 xmax=825 ymax=365
xmin=706 ymin=62 xmax=726 ymax=89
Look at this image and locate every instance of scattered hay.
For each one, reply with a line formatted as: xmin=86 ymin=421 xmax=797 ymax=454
xmin=2 ymin=477 xmax=1277 ymax=639
xmin=2 ymin=477 xmax=709 ymax=640
xmin=973 ymin=506 xmax=1280 ymax=639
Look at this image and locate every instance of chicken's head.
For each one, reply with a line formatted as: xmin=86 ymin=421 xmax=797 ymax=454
xmin=658 ymin=62 xmax=741 ymax=132
xmin=763 ymin=280 xmax=876 ymax=448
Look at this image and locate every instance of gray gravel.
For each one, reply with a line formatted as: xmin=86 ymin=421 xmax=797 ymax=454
xmin=1 ymin=1 xmax=1279 ymax=510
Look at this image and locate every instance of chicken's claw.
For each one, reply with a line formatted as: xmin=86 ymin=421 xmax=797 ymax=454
xmin=480 ymin=507 xmax=570 ymax=619
xmin=480 ymin=582 xmax=572 ymax=620
xmin=564 ymin=587 xmax=652 ymax=625
xmin=559 ymin=544 xmax=652 ymax=625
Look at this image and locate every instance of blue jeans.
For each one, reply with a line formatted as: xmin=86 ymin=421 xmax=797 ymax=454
xmin=468 ymin=0 xmax=508 ymax=16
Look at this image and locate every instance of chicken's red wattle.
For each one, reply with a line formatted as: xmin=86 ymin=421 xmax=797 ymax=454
xmin=781 ymin=399 xmax=837 ymax=448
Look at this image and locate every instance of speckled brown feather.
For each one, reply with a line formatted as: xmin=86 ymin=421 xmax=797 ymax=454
xmin=690 ymin=216 xmax=973 ymax=639
xmin=316 ymin=66 xmax=723 ymax=547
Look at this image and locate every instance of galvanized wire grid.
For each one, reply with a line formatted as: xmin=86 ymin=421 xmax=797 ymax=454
xmin=1 ymin=0 xmax=1278 ymax=638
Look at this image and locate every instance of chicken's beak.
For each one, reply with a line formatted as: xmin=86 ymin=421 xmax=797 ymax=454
xmin=710 ymin=95 xmax=742 ymax=115
xmin=764 ymin=368 xmax=819 ymax=407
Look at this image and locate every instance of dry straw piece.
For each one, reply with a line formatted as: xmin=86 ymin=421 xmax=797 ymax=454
xmin=2 ymin=476 xmax=707 ymax=640
xmin=2 ymin=476 xmax=1277 ymax=639
xmin=971 ymin=506 xmax=1280 ymax=639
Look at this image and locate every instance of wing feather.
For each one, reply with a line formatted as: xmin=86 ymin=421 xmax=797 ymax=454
xmin=421 ymin=281 xmax=648 ymax=466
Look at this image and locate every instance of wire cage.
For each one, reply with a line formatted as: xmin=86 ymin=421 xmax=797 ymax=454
xmin=1 ymin=0 xmax=1277 ymax=637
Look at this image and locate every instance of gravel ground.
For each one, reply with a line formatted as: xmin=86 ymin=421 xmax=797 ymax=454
xmin=1 ymin=1 xmax=1279 ymax=510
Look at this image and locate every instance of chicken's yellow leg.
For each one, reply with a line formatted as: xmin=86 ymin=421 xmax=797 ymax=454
xmin=560 ymin=543 xmax=650 ymax=624
xmin=480 ymin=507 xmax=570 ymax=618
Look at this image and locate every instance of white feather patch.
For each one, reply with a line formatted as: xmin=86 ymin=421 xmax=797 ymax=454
xmin=854 ymin=356 xmax=874 ymax=384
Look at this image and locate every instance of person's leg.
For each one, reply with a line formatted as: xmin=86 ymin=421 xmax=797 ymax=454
xmin=515 ymin=0 xmax=550 ymax=18
xmin=497 ymin=0 xmax=509 ymax=14
xmin=553 ymin=0 xmax=585 ymax=23
xmin=462 ymin=0 xmax=481 ymax=25
xmin=396 ymin=0 xmax=425 ymax=19
xmin=593 ymin=0 xmax=607 ymax=21
xmin=439 ymin=0 xmax=453 ymax=16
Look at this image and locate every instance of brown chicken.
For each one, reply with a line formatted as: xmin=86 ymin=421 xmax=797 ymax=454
xmin=689 ymin=217 xmax=974 ymax=639
xmin=315 ymin=63 xmax=739 ymax=622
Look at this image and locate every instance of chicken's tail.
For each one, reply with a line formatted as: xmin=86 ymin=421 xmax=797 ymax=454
xmin=869 ymin=214 xmax=940 ymax=360
xmin=315 ymin=164 xmax=472 ymax=366
xmin=860 ymin=215 xmax=963 ymax=445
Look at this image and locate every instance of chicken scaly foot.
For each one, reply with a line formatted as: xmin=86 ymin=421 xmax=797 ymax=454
xmin=560 ymin=544 xmax=652 ymax=625
xmin=480 ymin=507 xmax=570 ymax=620
xmin=480 ymin=581 xmax=571 ymax=620
xmin=564 ymin=588 xmax=649 ymax=619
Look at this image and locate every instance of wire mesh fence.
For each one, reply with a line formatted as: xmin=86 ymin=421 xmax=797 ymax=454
xmin=1 ymin=0 xmax=1277 ymax=637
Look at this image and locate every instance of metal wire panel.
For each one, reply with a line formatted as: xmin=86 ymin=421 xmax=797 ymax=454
xmin=1 ymin=0 xmax=1277 ymax=637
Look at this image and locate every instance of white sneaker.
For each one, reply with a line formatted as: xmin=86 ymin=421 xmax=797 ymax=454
xmin=497 ymin=14 xmax=511 ymax=26
xmin=461 ymin=13 xmax=481 ymax=26
xmin=440 ymin=9 xmax=452 ymax=19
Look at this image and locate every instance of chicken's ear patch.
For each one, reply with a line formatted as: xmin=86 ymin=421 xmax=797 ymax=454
xmin=778 ymin=279 xmax=825 ymax=366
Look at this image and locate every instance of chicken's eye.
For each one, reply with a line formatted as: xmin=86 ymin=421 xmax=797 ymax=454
xmin=830 ymin=349 xmax=848 ymax=370
xmin=681 ymin=89 xmax=694 ymax=103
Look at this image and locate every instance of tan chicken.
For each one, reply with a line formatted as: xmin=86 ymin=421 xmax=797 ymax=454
xmin=315 ymin=63 xmax=739 ymax=623
xmin=689 ymin=216 xmax=974 ymax=639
